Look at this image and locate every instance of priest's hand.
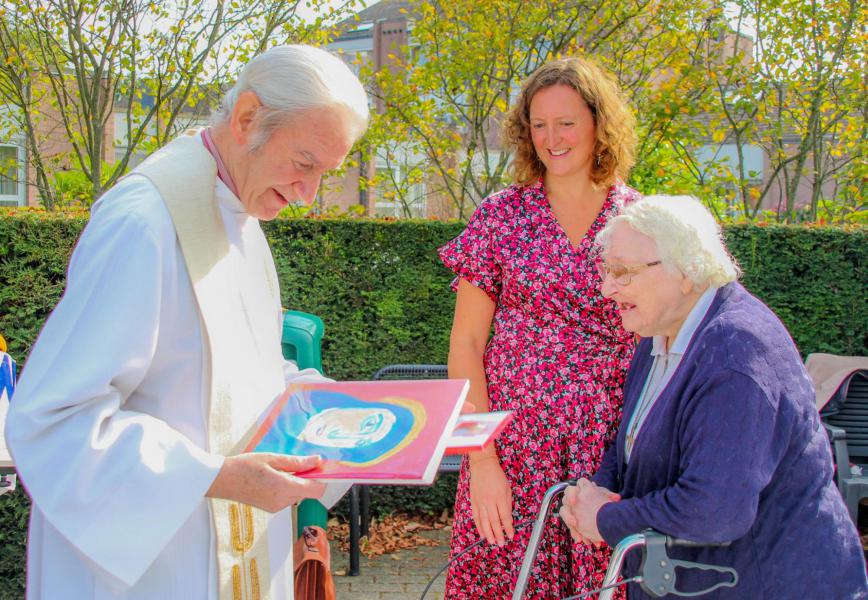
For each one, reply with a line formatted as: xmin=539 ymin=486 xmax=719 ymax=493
xmin=206 ymin=453 xmax=326 ymax=513
xmin=559 ymin=478 xmax=620 ymax=546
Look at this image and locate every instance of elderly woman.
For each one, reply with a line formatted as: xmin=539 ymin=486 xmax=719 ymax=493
xmin=560 ymin=195 xmax=868 ymax=599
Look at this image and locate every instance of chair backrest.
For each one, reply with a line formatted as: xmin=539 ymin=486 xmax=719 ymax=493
xmin=824 ymin=372 xmax=868 ymax=463
xmin=371 ymin=364 xmax=461 ymax=472
xmin=371 ymin=364 xmax=448 ymax=381
xmin=282 ymin=310 xmax=324 ymax=372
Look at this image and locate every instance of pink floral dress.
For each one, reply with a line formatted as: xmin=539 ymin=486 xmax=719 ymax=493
xmin=438 ymin=180 xmax=638 ymax=599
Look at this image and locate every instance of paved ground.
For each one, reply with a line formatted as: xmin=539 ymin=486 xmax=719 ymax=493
xmin=330 ymin=528 xmax=451 ymax=600
xmin=324 ymin=510 xmax=868 ymax=599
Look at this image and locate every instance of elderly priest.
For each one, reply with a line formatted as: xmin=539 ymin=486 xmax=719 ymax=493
xmin=5 ymin=44 xmax=369 ymax=599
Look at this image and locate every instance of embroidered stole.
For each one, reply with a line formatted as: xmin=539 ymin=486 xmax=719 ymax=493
xmin=126 ymin=130 xmax=282 ymax=600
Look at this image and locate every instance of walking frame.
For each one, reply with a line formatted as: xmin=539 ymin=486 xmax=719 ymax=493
xmin=420 ymin=480 xmax=738 ymax=600
xmin=511 ymin=481 xmax=739 ymax=600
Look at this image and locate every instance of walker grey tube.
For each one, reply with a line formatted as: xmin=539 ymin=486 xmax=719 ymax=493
xmin=512 ymin=481 xmax=573 ymax=600
xmin=597 ymin=533 xmax=647 ymax=600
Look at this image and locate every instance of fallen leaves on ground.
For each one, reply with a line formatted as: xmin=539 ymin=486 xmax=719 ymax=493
xmin=327 ymin=510 xmax=452 ymax=558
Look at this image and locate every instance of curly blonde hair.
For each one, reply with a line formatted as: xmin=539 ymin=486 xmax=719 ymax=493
xmin=502 ymin=57 xmax=636 ymax=188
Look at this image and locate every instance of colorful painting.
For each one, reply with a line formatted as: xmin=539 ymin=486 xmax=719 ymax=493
xmin=253 ymin=389 xmax=426 ymax=466
xmin=246 ymin=379 xmax=469 ymax=484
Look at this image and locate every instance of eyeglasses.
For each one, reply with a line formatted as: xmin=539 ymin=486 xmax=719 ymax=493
xmin=596 ymin=260 xmax=662 ymax=285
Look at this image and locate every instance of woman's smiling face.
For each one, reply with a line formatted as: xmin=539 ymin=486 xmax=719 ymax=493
xmin=529 ymin=84 xmax=597 ymax=182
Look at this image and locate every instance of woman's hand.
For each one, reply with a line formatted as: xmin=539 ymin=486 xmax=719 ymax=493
xmin=560 ymin=478 xmax=620 ymax=545
xmin=206 ymin=453 xmax=326 ymax=513
xmin=449 ymin=280 xmax=511 ymax=543
xmin=469 ymin=456 xmax=514 ymax=546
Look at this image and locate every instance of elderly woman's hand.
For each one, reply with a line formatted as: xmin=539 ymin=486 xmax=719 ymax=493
xmin=560 ymin=478 xmax=620 ymax=545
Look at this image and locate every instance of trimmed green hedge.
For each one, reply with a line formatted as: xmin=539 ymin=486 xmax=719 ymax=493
xmin=0 ymin=212 xmax=865 ymax=594
xmin=0 ymin=487 xmax=28 ymax=597
xmin=2 ymin=215 xmax=865 ymax=375
xmin=266 ymin=218 xmax=463 ymax=380
xmin=724 ymin=224 xmax=867 ymax=356
xmin=0 ymin=211 xmax=87 ymax=363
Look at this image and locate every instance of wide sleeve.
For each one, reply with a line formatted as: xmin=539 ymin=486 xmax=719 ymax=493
xmin=4 ymin=186 xmax=224 ymax=588
xmin=437 ymin=202 xmax=502 ymax=301
xmin=596 ymin=369 xmax=780 ymax=545
xmin=282 ymin=359 xmax=333 ymax=385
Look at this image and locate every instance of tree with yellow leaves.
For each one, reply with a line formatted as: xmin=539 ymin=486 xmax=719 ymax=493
xmin=0 ymin=0 xmax=357 ymax=208
xmin=358 ymin=0 xmax=721 ymax=218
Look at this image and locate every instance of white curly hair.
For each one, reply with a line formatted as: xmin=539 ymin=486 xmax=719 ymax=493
xmin=596 ymin=195 xmax=740 ymax=289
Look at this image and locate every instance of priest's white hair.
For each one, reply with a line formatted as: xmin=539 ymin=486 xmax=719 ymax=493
xmin=596 ymin=195 xmax=740 ymax=289
xmin=214 ymin=44 xmax=369 ymax=146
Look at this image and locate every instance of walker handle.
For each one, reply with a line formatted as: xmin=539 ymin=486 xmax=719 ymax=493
xmin=640 ymin=532 xmax=738 ymax=598
xmin=665 ymin=536 xmax=732 ymax=549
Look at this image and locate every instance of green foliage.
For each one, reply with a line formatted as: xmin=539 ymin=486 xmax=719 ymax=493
xmin=49 ymin=169 xmax=93 ymax=208
xmin=0 ymin=212 xmax=864 ymax=594
xmin=0 ymin=0 xmax=360 ymax=208
xmin=0 ymin=210 xmax=86 ymax=361
xmin=353 ymin=0 xmax=865 ymax=222
xmin=725 ymin=224 xmax=868 ymax=356
xmin=265 ymin=218 xmax=463 ymax=379
xmin=279 ymin=203 xmax=369 ymax=220
xmin=0 ymin=488 xmax=29 ymax=597
xmin=49 ymin=160 xmax=117 ymax=209
xmin=362 ymin=0 xmax=718 ymax=218
xmin=692 ymin=0 xmax=865 ymax=220
xmin=814 ymin=197 xmax=868 ymax=226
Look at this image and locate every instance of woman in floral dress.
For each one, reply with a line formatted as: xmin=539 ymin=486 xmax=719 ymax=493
xmin=438 ymin=57 xmax=639 ymax=598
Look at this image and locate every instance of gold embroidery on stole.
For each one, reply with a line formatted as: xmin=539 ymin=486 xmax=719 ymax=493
xmin=229 ymin=504 xmax=260 ymax=600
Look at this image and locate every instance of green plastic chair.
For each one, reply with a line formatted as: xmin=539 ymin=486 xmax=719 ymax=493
xmin=281 ymin=310 xmax=324 ymax=372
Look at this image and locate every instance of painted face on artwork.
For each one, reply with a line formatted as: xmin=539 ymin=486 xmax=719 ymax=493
xmin=298 ymin=407 xmax=397 ymax=448
xmin=600 ymin=223 xmax=697 ymax=342
xmin=529 ymin=84 xmax=597 ymax=182
xmin=230 ymin=93 xmax=355 ymax=220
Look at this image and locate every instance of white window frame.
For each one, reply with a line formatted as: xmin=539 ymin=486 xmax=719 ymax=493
xmin=373 ymin=153 xmax=427 ymax=218
xmin=372 ymin=143 xmax=428 ymax=218
xmin=0 ymin=143 xmax=26 ymax=207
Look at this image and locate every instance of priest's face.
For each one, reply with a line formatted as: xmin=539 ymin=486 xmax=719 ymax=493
xmin=233 ymin=104 xmax=355 ymax=220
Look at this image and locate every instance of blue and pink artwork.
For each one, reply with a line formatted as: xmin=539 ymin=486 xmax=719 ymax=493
xmin=246 ymin=379 xmax=469 ymax=484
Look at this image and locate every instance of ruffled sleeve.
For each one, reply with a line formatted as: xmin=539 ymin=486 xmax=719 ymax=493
xmin=437 ymin=201 xmax=502 ymax=301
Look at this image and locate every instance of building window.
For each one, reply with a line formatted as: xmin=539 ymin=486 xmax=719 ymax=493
xmin=373 ymin=150 xmax=426 ymax=218
xmin=114 ymin=112 xmax=159 ymax=167
xmin=0 ymin=144 xmax=24 ymax=206
xmin=696 ymin=143 xmax=764 ymax=183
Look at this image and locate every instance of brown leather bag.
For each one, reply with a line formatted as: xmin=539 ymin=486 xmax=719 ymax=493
xmin=293 ymin=526 xmax=336 ymax=600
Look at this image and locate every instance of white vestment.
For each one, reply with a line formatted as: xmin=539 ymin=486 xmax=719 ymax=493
xmin=5 ymin=138 xmax=333 ymax=598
